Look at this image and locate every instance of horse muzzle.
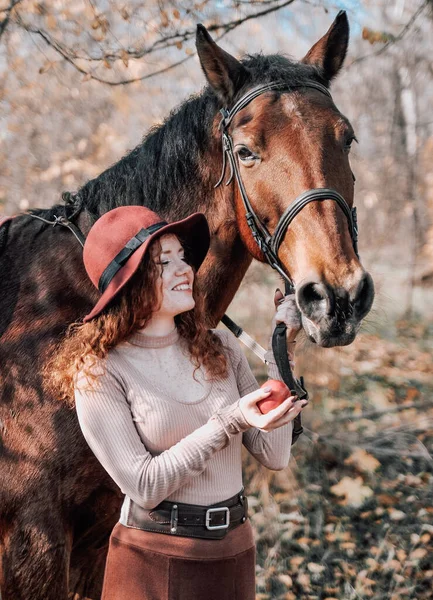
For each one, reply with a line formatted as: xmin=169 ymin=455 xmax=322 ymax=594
xmin=297 ymin=272 xmax=375 ymax=348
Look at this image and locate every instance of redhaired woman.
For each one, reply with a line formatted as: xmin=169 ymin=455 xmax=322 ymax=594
xmin=49 ymin=206 xmax=307 ymax=600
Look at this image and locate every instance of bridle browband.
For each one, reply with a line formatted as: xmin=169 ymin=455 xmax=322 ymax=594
xmin=215 ymin=80 xmax=359 ymax=292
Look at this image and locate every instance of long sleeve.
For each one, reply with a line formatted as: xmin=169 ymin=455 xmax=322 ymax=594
xmin=222 ymin=330 xmax=294 ymax=471
xmin=74 ymin=360 xmax=250 ymax=509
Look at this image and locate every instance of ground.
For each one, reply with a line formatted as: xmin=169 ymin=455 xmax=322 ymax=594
xmin=244 ymin=319 xmax=433 ymax=600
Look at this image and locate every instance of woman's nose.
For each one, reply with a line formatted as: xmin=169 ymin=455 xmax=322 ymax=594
xmin=175 ymin=259 xmax=192 ymax=276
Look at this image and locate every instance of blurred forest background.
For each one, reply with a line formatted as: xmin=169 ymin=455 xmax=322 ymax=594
xmin=1 ymin=0 xmax=432 ymax=598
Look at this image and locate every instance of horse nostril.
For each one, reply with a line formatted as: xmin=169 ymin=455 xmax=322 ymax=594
xmin=353 ymin=272 xmax=375 ymax=319
xmin=297 ymin=281 xmax=333 ymax=321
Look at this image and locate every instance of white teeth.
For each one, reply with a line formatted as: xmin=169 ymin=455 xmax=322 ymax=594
xmin=172 ymin=284 xmax=191 ymax=291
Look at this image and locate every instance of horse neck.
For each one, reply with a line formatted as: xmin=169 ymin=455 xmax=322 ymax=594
xmin=76 ymin=92 xmax=253 ymax=324
xmin=198 ymin=185 xmax=253 ymax=327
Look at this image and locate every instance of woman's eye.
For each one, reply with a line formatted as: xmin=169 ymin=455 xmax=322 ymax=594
xmin=157 ymin=258 xmax=189 ymax=266
xmin=236 ymin=146 xmax=257 ymax=162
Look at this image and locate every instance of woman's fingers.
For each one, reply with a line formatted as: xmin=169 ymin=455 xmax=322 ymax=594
xmin=271 ymin=293 xmax=302 ymax=340
xmin=242 ymin=387 xmax=272 ymax=409
xmin=274 ymin=288 xmax=285 ymax=309
xmin=239 ymin=387 xmax=272 ymax=420
xmin=239 ymin=387 xmax=308 ymax=431
xmin=264 ymin=394 xmax=297 ymax=418
xmin=257 ymin=395 xmax=298 ymax=427
xmin=264 ymin=400 xmax=307 ymax=431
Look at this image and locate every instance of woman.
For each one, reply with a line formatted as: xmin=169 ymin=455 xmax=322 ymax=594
xmin=49 ymin=205 xmax=307 ymax=600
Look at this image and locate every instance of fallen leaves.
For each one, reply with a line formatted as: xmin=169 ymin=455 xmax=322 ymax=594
xmin=409 ymin=548 xmax=427 ymax=560
xmin=345 ymin=448 xmax=381 ymax=473
xmin=248 ymin=320 xmax=433 ymax=599
xmin=330 ymin=476 xmax=374 ymax=507
xmin=389 ymin=509 xmax=406 ymax=521
xmin=307 ymin=562 xmax=325 ymax=574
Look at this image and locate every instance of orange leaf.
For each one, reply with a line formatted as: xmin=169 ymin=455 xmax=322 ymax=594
xmin=160 ymin=10 xmax=169 ymax=28
xmin=330 ymin=476 xmax=373 ymax=508
xmin=38 ymin=60 xmax=53 ymax=74
xmin=409 ymin=548 xmax=427 ymax=560
xmin=46 ymin=14 xmax=56 ymax=30
xmin=345 ymin=448 xmax=380 ymax=473
xmin=120 ymin=50 xmax=129 ymax=68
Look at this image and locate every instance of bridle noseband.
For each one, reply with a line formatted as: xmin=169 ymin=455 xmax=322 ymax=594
xmin=215 ymin=80 xmax=359 ymax=292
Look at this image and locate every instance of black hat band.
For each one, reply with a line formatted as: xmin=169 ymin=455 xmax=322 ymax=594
xmin=98 ymin=221 xmax=168 ymax=294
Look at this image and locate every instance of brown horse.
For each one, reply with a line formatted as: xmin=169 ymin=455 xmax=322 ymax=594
xmin=0 ymin=12 xmax=373 ymax=600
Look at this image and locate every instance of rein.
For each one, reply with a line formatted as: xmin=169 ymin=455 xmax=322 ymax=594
xmin=24 ymin=212 xmax=86 ymax=247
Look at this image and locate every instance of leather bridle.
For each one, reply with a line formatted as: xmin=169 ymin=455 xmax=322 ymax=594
xmin=215 ymin=80 xmax=359 ymax=293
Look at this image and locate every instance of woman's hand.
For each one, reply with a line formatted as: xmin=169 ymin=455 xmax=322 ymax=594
xmin=271 ymin=289 xmax=302 ymax=343
xmin=239 ymin=387 xmax=307 ymax=433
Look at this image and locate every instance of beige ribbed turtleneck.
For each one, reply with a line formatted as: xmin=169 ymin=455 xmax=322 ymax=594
xmin=74 ymin=328 xmax=293 ymax=517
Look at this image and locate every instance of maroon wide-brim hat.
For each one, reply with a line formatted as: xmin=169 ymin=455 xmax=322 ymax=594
xmin=82 ymin=206 xmax=210 ymax=322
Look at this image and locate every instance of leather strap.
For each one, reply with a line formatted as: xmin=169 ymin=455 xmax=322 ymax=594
xmin=25 ymin=212 xmax=86 ymax=248
xmin=220 ymin=314 xmax=267 ymax=362
xmin=219 ymin=81 xmax=332 ymax=131
xmin=271 ymin=188 xmax=358 ymax=256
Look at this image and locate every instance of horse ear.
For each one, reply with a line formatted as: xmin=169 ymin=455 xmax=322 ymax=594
xmin=301 ymin=11 xmax=349 ymax=81
xmin=196 ymin=24 xmax=248 ymax=105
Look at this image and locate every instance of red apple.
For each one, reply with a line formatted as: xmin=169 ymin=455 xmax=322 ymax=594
xmin=257 ymin=380 xmax=291 ymax=414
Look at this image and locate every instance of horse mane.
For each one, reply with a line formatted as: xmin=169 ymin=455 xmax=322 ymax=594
xmin=31 ymin=54 xmax=324 ymax=222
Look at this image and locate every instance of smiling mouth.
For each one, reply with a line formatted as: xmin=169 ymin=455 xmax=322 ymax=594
xmin=172 ymin=283 xmax=191 ymax=291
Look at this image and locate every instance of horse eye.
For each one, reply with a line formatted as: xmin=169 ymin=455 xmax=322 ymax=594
xmin=236 ymin=146 xmax=257 ymax=163
xmin=344 ymin=135 xmax=358 ymax=153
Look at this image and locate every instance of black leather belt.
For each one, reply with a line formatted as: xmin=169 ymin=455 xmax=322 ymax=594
xmin=126 ymin=489 xmax=248 ymax=540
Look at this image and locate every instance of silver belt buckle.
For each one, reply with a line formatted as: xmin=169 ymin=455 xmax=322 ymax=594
xmin=205 ymin=507 xmax=230 ymax=530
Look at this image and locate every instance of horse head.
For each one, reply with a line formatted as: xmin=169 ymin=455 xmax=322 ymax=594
xmin=196 ymin=12 xmax=374 ymax=348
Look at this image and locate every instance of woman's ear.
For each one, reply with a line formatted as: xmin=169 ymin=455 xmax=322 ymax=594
xmin=195 ymin=24 xmax=249 ymax=105
xmin=301 ymin=11 xmax=349 ymax=82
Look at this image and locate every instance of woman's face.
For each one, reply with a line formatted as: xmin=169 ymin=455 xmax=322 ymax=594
xmin=152 ymin=234 xmax=195 ymax=318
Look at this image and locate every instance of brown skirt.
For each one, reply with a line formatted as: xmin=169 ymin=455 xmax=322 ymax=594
xmin=101 ymin=519 xmax=256 ymax=600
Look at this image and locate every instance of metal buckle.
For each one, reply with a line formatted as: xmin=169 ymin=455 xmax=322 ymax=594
xmin=205 ymin=507 xmax=230 ymax=530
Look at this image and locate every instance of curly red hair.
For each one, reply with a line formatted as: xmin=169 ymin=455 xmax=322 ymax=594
xmin=45 ymin=236 xmax=228 ymax=407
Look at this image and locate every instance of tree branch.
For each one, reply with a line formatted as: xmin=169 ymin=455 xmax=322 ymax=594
xmin=349 ymin=0 xmax=430 ymax=68
xmin=14 ymin=0 xmax=296 ymax=86
xmin=0 ymin=0 xmax=22 ymax=41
